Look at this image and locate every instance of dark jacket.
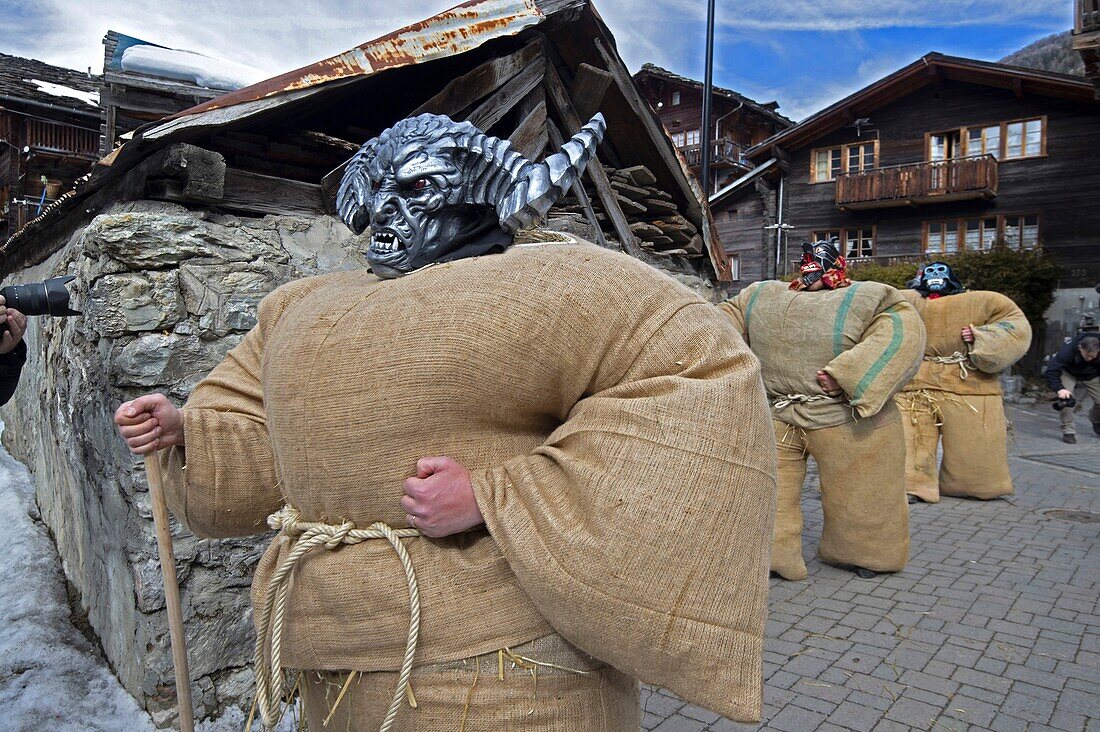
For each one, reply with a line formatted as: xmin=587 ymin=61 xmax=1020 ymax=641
xmin=0 ymin=340 xmax=26 ymax=406
xmin=1043 ymin=333 xmax=1100 ymax=391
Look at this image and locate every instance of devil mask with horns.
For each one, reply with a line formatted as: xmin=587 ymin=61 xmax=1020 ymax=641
xmin=336 ymin=112 xmax=606 ymax=278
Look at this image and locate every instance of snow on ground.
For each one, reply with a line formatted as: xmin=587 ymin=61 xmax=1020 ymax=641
xmin=0 ymin=419 xmax=295 ymax=731
xmin=0 ymin=419 xmax=154 ymax=732
xmin=24 ymin=79 xmax=99 ymax=108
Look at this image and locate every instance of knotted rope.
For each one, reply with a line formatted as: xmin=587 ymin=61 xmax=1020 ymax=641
xmin=254 ymin=505 xmax=421 ymax=732
xmin=924 ymin=351 xmax=972 ymax=380
xmin=770 ymin=393 xmax=844 ymax=410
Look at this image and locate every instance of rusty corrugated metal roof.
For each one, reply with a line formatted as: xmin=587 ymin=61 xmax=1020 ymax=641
xmin=167 ymin=0 xmax=548 ymax=121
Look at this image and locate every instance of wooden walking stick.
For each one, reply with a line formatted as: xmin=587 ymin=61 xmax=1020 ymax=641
xmin=144 ymin=453 xmax=195 ymax=732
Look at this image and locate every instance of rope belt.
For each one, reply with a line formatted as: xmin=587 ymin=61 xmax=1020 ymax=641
xmin=924 ymin=351 xmax=972 ymax=380
xmin=770 ymin=393 xmax=844 ymax=410
xmin=254 ymin=505 xmax=422 ymax=732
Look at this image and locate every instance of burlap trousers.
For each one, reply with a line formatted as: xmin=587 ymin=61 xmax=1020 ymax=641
xmin=298 ymin=635 xmax=640 ymax=731
xmin=895 ymin=391 xmax=1013 ymax=502
xmin=1059 ymin=372 xmax=1100 ymax=435
xmin=771 ymin=402 xmax=909 ymax=580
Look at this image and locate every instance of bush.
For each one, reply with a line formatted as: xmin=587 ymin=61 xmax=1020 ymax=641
xmin=849 ymin=243 xmax=1062 ymax=327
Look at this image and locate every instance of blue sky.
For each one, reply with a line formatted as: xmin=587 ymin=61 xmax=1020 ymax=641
xmin=0 ymin=0 xmax=1074 ymax=121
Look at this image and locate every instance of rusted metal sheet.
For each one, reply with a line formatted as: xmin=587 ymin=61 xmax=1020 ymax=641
xmin=170 ymin=0 xmax=546 ymax=120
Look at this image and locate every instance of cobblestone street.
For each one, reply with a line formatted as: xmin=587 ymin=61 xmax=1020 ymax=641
xmin=642 ymin=402 xmax=1100 ymax=731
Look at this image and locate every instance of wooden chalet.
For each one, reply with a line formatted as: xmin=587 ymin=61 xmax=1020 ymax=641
xmin=2 ymin=0 xmax=732 ymax=284
xmin=0 ymin=53 xmax=101 ymax=244
xmin=633 ymin=64 xmax=792 ymax=195
xmin=1074 ymin=0 xmax=1100 ymax=97
xmin=711 ymin=53 xmax=1100 ymax=290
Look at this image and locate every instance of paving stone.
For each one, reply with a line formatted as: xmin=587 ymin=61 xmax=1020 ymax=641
xmin=884 ymin=697 xmax=943 ymax=728
xmin=831 ymin=700 xmax=883 ymax=731
xmin=633 ymin=405 xmax=1100 ymax=732
xmin=769 ymin=704 xmax=827 ymax=732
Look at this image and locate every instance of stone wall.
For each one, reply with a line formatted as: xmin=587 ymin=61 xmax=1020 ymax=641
xmin=0 ymin=200 xmax=370 ymax=725
xmin=0 ymin=199 xmax=720 ymax=726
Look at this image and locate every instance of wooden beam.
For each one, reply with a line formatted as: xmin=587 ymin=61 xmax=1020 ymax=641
xmin=543 ymin=62 xmax=642 ymax=258
xmin=142 ymin=146 xmax=324 ymax=217
xmin=465 ymin=57 xmax=546 ymax=131
xmin=569 ymin=63 xmax=613 ymax=122
xmin=590 ymin=37 xmax=728 ymax=280
xmin=547 ymin=121 xmax=608 ymax=249
xmin=508 ymin=93 xmax=549 ymax=160
xmin=412 ymin=40 xmax=542 ymax=118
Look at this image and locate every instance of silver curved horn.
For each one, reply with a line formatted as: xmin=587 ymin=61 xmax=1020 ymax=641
xmin=336 ymin=140 xmax=377 ymax=234
xmin=497 ymin=113 xmax=606 ymax=232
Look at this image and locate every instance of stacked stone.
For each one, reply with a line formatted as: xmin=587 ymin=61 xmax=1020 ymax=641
xmin=1 ymin=200 xmax=369 ymax=726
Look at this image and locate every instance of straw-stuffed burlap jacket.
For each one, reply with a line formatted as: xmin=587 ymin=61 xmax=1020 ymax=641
xmin=720 ymin=280 xmax=926 ymax=430
xmin=159 ymin=240 xmax=777 ymax=721
xmin=899 ymin=290 xmax=1032 ymax=395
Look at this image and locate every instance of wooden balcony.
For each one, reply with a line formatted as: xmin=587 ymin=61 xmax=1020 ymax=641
xmin=25 ymin=119 xmax=100 ymax=159
xmin=1074 ymin=0 xmax=1100 ymax=97
xmin=835 ymin=155 xmax=998 ymax=211
xmin=681 ymin=137 xmax=750 ymax=170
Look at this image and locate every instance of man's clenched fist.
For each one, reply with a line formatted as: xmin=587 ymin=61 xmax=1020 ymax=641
xmin=114 ymin=393 xmax=185 ymax=455
xmin=401 ymin=456 xmax=484 ymax=538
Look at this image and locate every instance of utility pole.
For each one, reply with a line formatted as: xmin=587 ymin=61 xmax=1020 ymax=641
xmin=700 ymin=0 xmax=716 ymax=198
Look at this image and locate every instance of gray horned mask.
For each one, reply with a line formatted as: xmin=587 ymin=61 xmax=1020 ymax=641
xmin=336 ymin=112 xmax=606 ymax=278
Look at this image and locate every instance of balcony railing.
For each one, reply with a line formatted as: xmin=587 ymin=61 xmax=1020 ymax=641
xmin=835 ymin=155 xmax=998 ymax=211
xmin=1077 ymin=0 xmax=1100 ymax=33
xmin=25 ymin=119 xmax=100 ymax=159
xmin=681 ymin=137 xmax=750 ymax=169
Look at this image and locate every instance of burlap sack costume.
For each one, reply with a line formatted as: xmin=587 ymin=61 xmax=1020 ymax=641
xmin=721 ymin=280 xmax=925 ymax=580
xmin=895 ymin=290 xmax=1032 ymax=502
xmin=160 ymin=241 xmax=777 ymax=727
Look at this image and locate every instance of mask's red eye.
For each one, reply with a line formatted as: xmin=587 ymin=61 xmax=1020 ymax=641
xmin=412 ymin=178 xmax=428 ymax=191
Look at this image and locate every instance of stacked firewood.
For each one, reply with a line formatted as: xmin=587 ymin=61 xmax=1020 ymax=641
xmin=547 ymin=164 xmax=702 ymax=255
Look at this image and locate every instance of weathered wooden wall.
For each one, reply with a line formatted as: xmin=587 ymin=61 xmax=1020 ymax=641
xmin=778 ymin=80 xmax=1100 ymax=285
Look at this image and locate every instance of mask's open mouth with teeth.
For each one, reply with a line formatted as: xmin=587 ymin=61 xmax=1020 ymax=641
xmin=368 ymin=229 xmax=408 ymax=262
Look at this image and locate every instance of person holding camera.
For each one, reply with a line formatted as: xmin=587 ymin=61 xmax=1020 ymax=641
xmin=1043 ymin=333 xmax=1100 ymax=444
xmin=0 ymin=295 xmax=28 ymax=406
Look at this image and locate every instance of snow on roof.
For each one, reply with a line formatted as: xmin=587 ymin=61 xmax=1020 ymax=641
xmin=24 ymin=79 xmax=99 ymax=108
xmin=119 ymin=45 xmax=267 ymax=91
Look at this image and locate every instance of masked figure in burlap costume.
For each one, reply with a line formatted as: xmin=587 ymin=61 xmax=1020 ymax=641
xmin=895 ymin=262 xmax=1032 ymax=503
xmin=721 ymin=239 xmax=925 ymax=581
xmin=114 ymin=113 xmax=777 ymax=731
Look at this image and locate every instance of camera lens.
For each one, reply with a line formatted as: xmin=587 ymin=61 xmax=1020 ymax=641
xmin=0 ymin=276 xmax=80 ymax=317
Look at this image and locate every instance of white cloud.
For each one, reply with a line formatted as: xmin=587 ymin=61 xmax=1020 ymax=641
xmin=0 ymin=0 xmax=1070 ymax=125
xmin=660 ymin=0 xmax=1070 ymax=31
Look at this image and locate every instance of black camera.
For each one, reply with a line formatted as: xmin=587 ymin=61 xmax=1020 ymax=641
xmin=1053 ymin=396 xmax=1077 ymax=411
xmin=0 ymin=276 xmax=81 ymax=331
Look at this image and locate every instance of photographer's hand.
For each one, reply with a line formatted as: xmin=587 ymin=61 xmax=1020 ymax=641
xmin=1057 ymin=389 xmax=1073 ymax=400
xmin=114 ymin=393 xmax=185 ymax=455
xmin=0 ymin=296 xmax=27 ymax=355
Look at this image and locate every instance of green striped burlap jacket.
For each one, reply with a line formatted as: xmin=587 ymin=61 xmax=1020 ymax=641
xmin=721 ymin=280 xmax=926 ymax=429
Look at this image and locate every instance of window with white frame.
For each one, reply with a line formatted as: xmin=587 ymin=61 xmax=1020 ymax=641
xmin=844 ymin=228 xmax=875 ymax=258
xmin=964 ymin=217 xmax=999 ymax=251
xmin=671 ymin=91 xmax=681 ymax=106
xmin=925 ymin=221 xmax=960 ymax=254
xmin=729 ymin=253 xmax=741 ymax=280
xmin=810 ymin=229 xmax=841 ymax=245
xmin=1004 ymin=119 xmax=1044 ymax=159
xmin=931 ymin=117 xmax=1044 ymax=160
xmin=966 ymin=125 xmax=1001 ymax=158
xmin=684 ymin=128 xmax=701 ymax=146
xmin=925 ymin=214 xmax=1039 ymax=254
xmin=671 ymin=131 xmax=686 ymax=147
xmin=811 ymin=140 xmax=878 ymax=182
xmin=1003 ymin=214 xmax=1039 ymax=248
